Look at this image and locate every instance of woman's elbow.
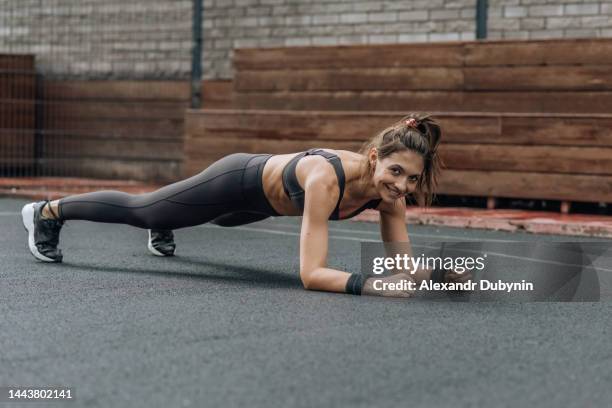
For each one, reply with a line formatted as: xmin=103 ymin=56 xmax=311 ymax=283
xmin=299 ymin=268 xmax=316 ymax=290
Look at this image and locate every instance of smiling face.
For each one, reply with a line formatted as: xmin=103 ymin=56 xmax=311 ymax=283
xmin=368 ymin=148 xmax=425 ymax=202
xmin=359 ymin=114 xmax=442 ymax=206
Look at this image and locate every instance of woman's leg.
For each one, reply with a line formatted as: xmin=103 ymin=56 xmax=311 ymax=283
xmin=210 ymin=212 xmax=270 ymax=227
xmin=56 ymin=153 xmax=257 ymax=230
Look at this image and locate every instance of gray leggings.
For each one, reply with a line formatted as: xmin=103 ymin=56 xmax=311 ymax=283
xmin=58 ymin=153 xmax=280 ymax=230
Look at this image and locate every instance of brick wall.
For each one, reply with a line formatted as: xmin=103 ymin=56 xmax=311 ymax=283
xmin=1 ymin=0 xmax=612 ymax=80
xmin=206 ymin=0 xmax=477 ymax=78
xmin=0 ymin=0 xmax=193 ymax=79
xmin=488 ymin=0 xmax=612 ymax=40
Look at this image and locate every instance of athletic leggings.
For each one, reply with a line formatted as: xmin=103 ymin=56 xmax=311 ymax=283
xmin=58 ymin=153 xmax=281 ymax=230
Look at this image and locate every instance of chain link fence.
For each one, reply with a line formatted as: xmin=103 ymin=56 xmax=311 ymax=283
xmin=0 ymin=0 xmax=201 ymax=181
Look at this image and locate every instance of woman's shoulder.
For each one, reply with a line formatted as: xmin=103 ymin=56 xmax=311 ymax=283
xmin=266 ymin=148 xmax=363 ymax=186
xmin=316 ymin=148 xmax=362 ymax=161
xmin=269 ymin=148 xmax=361 ymax=162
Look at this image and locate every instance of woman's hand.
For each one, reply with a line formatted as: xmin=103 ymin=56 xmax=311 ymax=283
xmin=362 ymin=273 xmax=416 ymax=298
xmin=444 ymin=269 xmax=473 ymax=284
xmin=426 ymin=267 xmax=473 ymax=284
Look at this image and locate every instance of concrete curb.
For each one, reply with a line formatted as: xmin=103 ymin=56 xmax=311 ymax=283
xmin=353 ymin=208 xmax=612 ymax=238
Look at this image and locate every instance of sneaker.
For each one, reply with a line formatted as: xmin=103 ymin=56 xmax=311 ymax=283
xmin=147 ymin=229 xmax=176 ymax=257
xmin=21 ymin=200 xmax=64 ymax=263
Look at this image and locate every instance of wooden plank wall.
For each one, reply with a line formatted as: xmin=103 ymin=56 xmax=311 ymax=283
xmin=232 ymin=39 xmax=612 ymax=113
xmin=41 ymin=80 xmax=188 ymax=182
xmin=0 ymin=54 xmax=36 ymax=174
xmin=202 ymin=80 xmax=233 ymax=109
xmin=184 ymin=110 xmax=612 ymax=204
xmin=39 ymin=79 xmax=232 ymax=182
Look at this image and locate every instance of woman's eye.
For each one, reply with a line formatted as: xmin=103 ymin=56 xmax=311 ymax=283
xmin=391 ymin=168 xmax=401 ymax=175
xmin=409 ymin=176 xmax=419 ymax=182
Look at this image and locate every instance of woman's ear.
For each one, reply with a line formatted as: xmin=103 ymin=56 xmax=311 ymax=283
xmin=368 ymin=147 xmax=378 ymax=163
xmin=368 ymin=147 xmax=378 ymax=169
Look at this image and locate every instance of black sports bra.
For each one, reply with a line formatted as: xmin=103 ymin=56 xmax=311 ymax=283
xmin=281 ymin=148 xmax=382 ymax=220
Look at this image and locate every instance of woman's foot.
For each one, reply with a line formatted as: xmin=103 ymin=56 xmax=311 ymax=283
xmin=147 ymin=229 xmax=176 ymax=256
xmin=21 ymin=200 xmax=64 ymax=262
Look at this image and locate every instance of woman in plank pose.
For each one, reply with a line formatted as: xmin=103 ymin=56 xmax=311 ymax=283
xmin=22 ymin=113 xmax=468 ymax=297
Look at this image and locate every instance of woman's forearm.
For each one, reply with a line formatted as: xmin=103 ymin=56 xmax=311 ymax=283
xmin=301 ymin=267 xmax=415 ymax=298
xmin=301 ymin=267 xmax=352 ymax=293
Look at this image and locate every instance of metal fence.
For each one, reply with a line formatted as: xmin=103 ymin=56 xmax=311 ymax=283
xmin=0 ymin=0 xmax=202 ymax=180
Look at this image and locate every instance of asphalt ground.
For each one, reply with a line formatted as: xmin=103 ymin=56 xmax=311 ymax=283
xmin=1 ymin=197 xmax=611 ymax=408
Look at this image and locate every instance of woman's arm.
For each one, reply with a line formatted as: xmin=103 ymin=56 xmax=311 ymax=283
xmin=379 ymin=198 xmax=410 ymax=243
xmin=298 ymin=172 xmax=350 ymax=293
xmin=378 ymin=199 xmax=472 ymax=285
xmin=379 ymin=199 xmax=437 ymax=283
xmin=374 ymin=199 xmax=430 ymax=286
xmin=299 ymin=168 xmax=412 ymax=297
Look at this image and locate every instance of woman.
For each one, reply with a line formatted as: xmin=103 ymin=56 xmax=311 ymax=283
xmin=21 ymin=113 xmax=468 ymax=297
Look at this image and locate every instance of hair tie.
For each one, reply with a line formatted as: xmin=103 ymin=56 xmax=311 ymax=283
xmin=405 ymin=118 xmax=418 ymax=129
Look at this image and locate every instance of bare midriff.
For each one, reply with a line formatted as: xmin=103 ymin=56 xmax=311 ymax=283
xmin=261 ymin=148 xmax=379 ymax=219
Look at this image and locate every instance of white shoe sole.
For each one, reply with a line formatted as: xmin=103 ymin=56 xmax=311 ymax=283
xmin=21 ymin=202 xmax=57 ymax=262
xmin=147 ymin=229 xmax=175 ymax=257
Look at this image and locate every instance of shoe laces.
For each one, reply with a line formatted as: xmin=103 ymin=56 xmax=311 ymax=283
xmin=42 ymin=199 xmax=67 ymax=228
xmin=155 ymin=230 xmax=174 ymax=241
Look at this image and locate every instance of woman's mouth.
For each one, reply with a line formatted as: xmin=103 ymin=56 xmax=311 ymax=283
xmin=384 ymin=184 xmax=402 ymax=198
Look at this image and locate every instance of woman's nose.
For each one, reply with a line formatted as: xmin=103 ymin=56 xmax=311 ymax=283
xmin=394 ymin=183 xmax=407 ymax=195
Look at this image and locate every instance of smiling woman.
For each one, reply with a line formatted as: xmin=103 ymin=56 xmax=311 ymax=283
xmin=358 ymin=113 xmax=442 ymax=207
xmin=21 ymin=113 xmax=461 ymax=298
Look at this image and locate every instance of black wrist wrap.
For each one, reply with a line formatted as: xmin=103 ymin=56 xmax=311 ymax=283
xmin=345 ymin=273 xmax=364 ymax=295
